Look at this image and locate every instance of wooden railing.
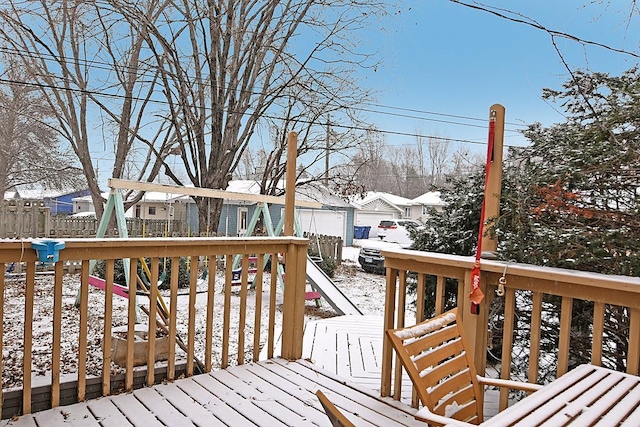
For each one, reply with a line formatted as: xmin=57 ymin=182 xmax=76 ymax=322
xmin=0 ymin=236 xmax=308 ymax=418
xmin=380 ymin=248 xmax=640 ymax=412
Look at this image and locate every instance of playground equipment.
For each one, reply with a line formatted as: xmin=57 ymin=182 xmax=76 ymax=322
xmin=233 ymin=201 xmax=361 ymax=314
xmin=77 ymin=176 xmax=361 ymax=319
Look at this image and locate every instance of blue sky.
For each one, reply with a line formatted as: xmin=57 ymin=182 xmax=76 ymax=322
xmin=358 ymin=1 xmax=640 ymax=153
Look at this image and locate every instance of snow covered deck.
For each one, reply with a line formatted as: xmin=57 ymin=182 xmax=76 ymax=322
xmin=1 ymin=359 xmax=425 ymax=426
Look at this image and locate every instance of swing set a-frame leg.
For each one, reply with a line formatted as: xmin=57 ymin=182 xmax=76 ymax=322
xmin=73 ymin=189 xmax=141 ymax=322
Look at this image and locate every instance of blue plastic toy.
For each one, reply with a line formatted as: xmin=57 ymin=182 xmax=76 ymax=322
xmin=31 ymin=239 xmax=66 ymax=263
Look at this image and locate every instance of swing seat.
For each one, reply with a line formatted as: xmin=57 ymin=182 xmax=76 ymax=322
xmin=305 ymin=291 xmax=322 ymax=301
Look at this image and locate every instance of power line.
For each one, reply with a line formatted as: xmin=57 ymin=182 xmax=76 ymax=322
xmin=0 ymin=76 xmax=529 ymax=149
xmin=0 ymin=44 xmax=528 ymax=134
xmin=360 ymin=102 xmax=528 ymax=128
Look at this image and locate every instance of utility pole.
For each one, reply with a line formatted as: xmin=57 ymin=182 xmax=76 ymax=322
xmin=325 ymin=115 xmax=330 ymax=187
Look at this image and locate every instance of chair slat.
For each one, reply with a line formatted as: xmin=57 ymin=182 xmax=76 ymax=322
xmin=414 ymin=338 xmax=464 ymax=372
xmin=404 ymin=323 xmax=459 ymax=356
xmin=447 ymin=397 xmax=480 ymax=423
xmin=422 ymin=352 xmax=468 ymax=387
xmin=433 ymin=384 xmax=477 ymax=415
xmin=429 ymin=368 xmax=474 ymax=403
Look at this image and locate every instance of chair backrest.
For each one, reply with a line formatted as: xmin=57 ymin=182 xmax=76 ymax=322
xmin=315 ymin=390 xmax=356 ymax=427
xmin=386 ymin=308 xmax=483 ymax=425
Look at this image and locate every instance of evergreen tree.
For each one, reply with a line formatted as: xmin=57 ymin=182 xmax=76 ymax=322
xmin=412 ymin=67 xmax=640 ymax=378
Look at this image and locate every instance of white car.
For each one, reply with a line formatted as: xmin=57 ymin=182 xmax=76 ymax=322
xmin=377 ymin=219 xmax=422 ymax=247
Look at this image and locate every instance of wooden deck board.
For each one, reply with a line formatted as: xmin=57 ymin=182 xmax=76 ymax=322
xmin=86 ymin=398 xmax=133 ymax=426
xmin=203 ymin=367 xmax=317 ymax=426
xmin=268 ymin=359 xmax=425 ymax=426
xmin=3 ymin=359 xmax=422 ymax=427
xmin=174 ymin=379 xmax=256 ymax=426
xmin=304 ymin=316 xmax=415 ymax=399
xmin=109 ymin=393 xmax=164 ymax=427
xmin=220 ymin=365 xmax=326 ymax=425
xmin=34 ymin=404 xmax=99 ymax=427
xmin=153 ymin=382 xmax=226 ymax=426
xmin=192 ymin=370 xmax=297 ymax=426
xmin=0 ymin=415 xmax=38 ymax=427
xmin=131 ymin=387 xmax=195 ymax=426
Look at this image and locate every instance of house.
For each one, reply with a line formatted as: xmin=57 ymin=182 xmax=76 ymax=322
xmin=352 ymin=192 xmax=414 ymax=237
xmin=72 ymin=191 xmax=191 ymax=225
xmin=351 ymin=191 xmax=447 ymax=237
xmin=2 ymin=190 xmax=20 ymax=200
xmin=410 ymin=191 xmax=446 ymax=222
xmin=7 ymin=188 xmax=92 ymax=215
xmin=186 ymin=180 xmax=357 ymax=245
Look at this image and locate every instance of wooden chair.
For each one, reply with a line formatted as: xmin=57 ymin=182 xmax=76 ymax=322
xmin=315 ymin=390 xmax=356 ymax=427
xmin=386 ymin=308 xmax=541 ymax=426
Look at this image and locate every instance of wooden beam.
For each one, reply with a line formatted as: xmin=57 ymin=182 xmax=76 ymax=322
xmin=481 ymin=104 xmax=504 ymax=254
xmin=108 ymin=178 xmax=322 ymax=208
xmin=284 ymin=131 xmax=298 ymax=236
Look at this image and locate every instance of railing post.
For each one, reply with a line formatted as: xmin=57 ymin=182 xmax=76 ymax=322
xmin=461 ymin=268 xmax=489 ymax=378
xmin=381 ymin=267 xmax=398 ymax=397
xmin=462 ymin=104 xmax=504 ymax=377
xmin=281 ymin=243 xmax=307 ymax=360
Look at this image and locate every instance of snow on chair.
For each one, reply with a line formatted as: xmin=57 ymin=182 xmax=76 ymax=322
xmin=386 ymin=308 xmax=541 ymax=426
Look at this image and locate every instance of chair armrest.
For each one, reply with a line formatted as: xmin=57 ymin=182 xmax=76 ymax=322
xmin=477 ymin=375 xmax=543 ymax=392
xmin=415 ymin=406 xmax=475 ymax=426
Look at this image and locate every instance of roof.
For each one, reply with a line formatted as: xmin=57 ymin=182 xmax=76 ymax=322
xmin=412 ymin=191 xmax=445 ymax=207
xmin=13 ymin=189 xmax=74 ymax=199
xmin=352 ymin=191 xmax=414 ymax=209
xmin=3 ymin=191 xmax=19 ymax=200
xmin=226 ymin=180 xmax=262 ymax=194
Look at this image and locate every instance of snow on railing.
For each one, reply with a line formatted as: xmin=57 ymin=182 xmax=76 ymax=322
xmin=0 ymin=236 xmax=308 ymax=418
xmin=379 ymin=248 xmax=640 ymax=413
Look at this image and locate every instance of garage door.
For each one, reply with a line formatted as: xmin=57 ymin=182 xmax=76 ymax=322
xmin=356 ymin=212 xmax=397 ymax=238
xmin=298 ymin=209 xmax=346 ymax=240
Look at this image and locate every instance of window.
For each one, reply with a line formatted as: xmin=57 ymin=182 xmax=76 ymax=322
xmin=422 ymin=205 xmax=429 ymax=216
xmin=404 ymin=207 xmax=411 ymax=218
xmin=148 ymin=206 xmax=156 ymax=215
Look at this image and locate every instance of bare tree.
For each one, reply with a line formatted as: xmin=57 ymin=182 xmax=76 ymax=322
xmin=116 ymin=0 xmax=388 ymax=231
xmin=348 ymin=128 xmax=390 ymax=192
xmin=0 ymin=0 xmax=172 ymax=220
xmin=426 ymin=135 xmax=451 ymax=187
xmin=0 ymin=63 xmax=83 ymax=196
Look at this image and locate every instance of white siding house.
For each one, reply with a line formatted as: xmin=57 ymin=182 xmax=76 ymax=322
xmin=352 ymin=192 xmax=414 ymax=238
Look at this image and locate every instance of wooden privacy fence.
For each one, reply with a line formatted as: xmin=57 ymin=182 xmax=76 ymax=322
xmin=379 ymin=249 xmax=640 ymax=413
xmin=304 ymin=232 xmax=342 ymax=265
xmin=1 ymin=200 xmax=183 ymax=238
xmin=0 ymin=237 xmax=308 ymax=418
xmin=0 ymin=200 xmax=50 ymax=238
xmin=48 ymin=217 xmax=183 ymax=238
